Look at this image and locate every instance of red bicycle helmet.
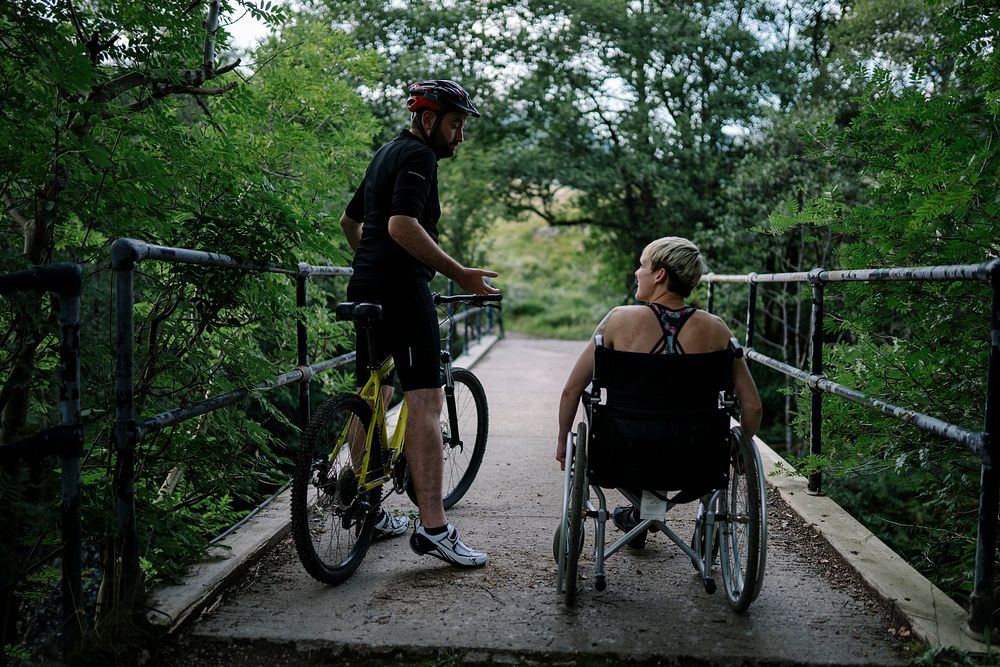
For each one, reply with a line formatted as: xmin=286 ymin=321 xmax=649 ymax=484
xmin=406 ymin=80 xmax=481 ymax=118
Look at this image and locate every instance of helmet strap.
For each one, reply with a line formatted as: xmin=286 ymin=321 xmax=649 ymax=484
xmin=414 ymin=109 xmax=444 ymax=147
xmin=429 ymin=111 xmax=444 ymax=142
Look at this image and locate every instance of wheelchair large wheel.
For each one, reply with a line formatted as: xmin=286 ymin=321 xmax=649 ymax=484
xmin=720 ymin=426 xmax=766 ymax=612
xmin=291 ymin=393 xmax=379 ymax=586
xmin=564 ymin=422 xmax=588 ymax=608
xmin=552 ymin=520 xmax=585 ymax=563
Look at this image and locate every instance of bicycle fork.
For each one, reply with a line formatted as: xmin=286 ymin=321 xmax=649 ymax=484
xmin=440 ymin=350 xmax=463 ymax=453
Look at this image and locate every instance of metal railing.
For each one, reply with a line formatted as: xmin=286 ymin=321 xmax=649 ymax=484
xmin=109 ymin=238 xmax=501 ymax=610
xmin=0 ymin=263 xmax=85 ymax=651
xmin=704 ymin=259 xmax=1000 ymax=638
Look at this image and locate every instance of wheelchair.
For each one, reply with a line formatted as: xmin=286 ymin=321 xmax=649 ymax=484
xmin=554 ymin=337 xmax=767 ymax=612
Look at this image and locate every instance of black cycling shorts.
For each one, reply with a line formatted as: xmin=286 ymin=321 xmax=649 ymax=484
xmin=345 ymin=280 xmax=441 ymax=392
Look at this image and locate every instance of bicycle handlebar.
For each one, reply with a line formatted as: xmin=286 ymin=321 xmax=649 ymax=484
xmin=432 ymin=293 xmax=503 ymax=307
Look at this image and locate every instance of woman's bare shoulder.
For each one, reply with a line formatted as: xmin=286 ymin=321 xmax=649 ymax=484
xmin=686 ymin=310 xmax=736 ymax=349
xmin=692 ymin=310 xmax=731 ymax=330
xmin=601 ymin=305 xmax=648 ymax=325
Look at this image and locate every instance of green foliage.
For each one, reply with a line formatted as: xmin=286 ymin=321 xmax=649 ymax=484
xmin=0 ymin=1 xmax=380 ymax=647
xmin=772 ymin=0 xmax=1000 ymax=610
xmin=488 ymin=217 xmax=618 ymax=340
xmin=318 ymin=0 xmax=832 ymax=289
xmin=913 ymin=646 xmax=1000 ymax=667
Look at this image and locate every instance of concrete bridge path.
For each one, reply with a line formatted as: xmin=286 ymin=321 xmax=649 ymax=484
xmin=164 ymin=336 xmax=910 ymax=665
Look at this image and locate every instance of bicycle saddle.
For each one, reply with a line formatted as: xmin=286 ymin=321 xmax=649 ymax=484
xmin=335 ymin=302 xmax=383 ymax=323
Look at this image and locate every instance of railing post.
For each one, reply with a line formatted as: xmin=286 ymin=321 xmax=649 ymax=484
xmin=110 ymin=241 xmax=142 ymax=613
xmin=746 ymin=274 xmax=758 ymax=351
xmin=296 ymin=270 xmax=310 ymax=431
xmin=707 ymin=278 xmax=715 ymax=314
xmin=807 ymin=269 xmax=825 ymax=496
xmin=57 ymin=265 xmax=85 ymax=648
xmin=968 ymin=264 xmax=1000 ymax=637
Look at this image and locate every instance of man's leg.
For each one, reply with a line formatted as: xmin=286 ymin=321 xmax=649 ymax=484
xmin=403 ymin=387 xmax=447 ymax=527
xmin=405 ymin=386 xmax=488 ymax=567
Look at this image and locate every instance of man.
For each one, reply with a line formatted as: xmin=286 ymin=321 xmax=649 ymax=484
xmin=340 ymin=79 xmax=500 ymax=567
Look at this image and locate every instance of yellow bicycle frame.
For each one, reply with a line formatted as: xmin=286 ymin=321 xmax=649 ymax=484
xmin=339 ymin=354 xmax=409 ymax=493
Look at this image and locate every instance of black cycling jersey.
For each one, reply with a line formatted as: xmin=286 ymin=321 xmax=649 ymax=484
xmin=345 ymin=130 xmax=441 ymax=283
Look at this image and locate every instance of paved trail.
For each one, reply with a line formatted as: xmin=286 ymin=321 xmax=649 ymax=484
xmin=171 ymin=337 xmax=908 ymax=666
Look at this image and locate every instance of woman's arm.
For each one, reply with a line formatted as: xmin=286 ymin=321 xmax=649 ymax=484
xmin=556 ymin=310 xmax=617 ymax=469
xmin=733 ymin=358 xmax=762 ymax=438
xmin=557 ymin=337 xmax=597 ymax=470
xmin=714 ymin=317 xmax=762 ymax=438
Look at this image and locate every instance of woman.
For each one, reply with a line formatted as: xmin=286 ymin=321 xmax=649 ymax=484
xmin=555 ymin=236 xmax=762 ymax=546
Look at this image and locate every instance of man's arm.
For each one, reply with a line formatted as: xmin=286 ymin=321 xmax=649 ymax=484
xmin=387 ymin=214 xmax=499 ymax=295
xmin=340 ymin=213 xmax=362 ymax=252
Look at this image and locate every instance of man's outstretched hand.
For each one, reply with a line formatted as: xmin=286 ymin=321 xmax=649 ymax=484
xmin=457 ymin=267 xmax=501 ymax=296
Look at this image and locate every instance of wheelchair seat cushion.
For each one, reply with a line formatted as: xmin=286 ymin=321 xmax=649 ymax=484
xmin=586 ymin=346 xmax=733 ymax=497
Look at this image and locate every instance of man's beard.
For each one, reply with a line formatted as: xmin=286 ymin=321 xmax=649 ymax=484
xmin=432 ymin=133 xmax=458 ymax=159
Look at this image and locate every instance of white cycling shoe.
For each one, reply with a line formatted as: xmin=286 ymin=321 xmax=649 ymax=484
xmin=373 ymin=509 xmax=410 ymax=540
xmin=409 ymin=521 xmax=488 ymax=568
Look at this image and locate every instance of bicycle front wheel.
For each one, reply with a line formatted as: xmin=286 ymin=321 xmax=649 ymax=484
xmin=405 ymin=367 xmax=489 ymax=509
xmin=291 ymin=393 xmax=379 ymax=586
xmin=441 ymin=368 xmax=489 ymax=508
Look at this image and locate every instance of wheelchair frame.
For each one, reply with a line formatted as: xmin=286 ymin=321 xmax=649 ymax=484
xmin=554 ymin=344 xmax=768 ymax=613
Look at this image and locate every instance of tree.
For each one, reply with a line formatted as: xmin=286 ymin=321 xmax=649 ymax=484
xmin=772 ymin=0 xmax=1000 ymax=608
xmin=1 ymin=0 xmax=379 ymax=653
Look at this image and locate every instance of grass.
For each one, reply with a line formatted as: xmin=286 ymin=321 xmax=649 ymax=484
xmin=485 ymin=217 xmax=621 ymax=340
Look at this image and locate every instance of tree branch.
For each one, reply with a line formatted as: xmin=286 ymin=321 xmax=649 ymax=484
xmin=65 ymin=0 xmax=88 ymax=48
xmin=91 ymin=72 xmax=150 ymax=103
xmin=126 ymin=81 xmax=238 ymax=113
xmin=2 ymin=189 xmax=33 ymax=235
xmin=203 ymin=0 xmax=222 ymax=77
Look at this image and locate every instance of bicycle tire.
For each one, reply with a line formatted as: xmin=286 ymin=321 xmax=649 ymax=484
xmin=721 ymin=427 xmax=764 ymax=612
xmin=291 ymin=393 xmax=380 ymax=586
xmin=405 ymin=367 xmax=489 ymax=509
xmin=565 ymin=421 xmax=588 ymax=607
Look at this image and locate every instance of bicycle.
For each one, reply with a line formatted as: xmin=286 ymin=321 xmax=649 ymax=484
xmin=291 ymin=292 xmax=502 ymax=585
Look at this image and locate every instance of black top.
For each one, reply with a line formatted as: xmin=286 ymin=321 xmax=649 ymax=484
xmin=345 ymin=130 xmax=441 ymax=283
xmin=646 ymin=303 xmax=698 ymax=354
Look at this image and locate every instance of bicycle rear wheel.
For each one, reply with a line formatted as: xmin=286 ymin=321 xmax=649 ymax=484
xmin=405 ymin=367 xmax=489 ymax=509
xmin=291 ymin=393 xmax=379 ymax=585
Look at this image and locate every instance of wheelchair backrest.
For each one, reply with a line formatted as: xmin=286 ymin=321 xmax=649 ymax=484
xmin=586 ymin=343 xmax=736 ymax=499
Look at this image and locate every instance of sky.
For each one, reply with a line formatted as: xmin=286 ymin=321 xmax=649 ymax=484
xmin=226 ymin=8 xmax=271 ymax=50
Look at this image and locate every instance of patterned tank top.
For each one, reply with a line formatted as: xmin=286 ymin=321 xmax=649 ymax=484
xmin=647 ymin=303 xmax=697 ymax=354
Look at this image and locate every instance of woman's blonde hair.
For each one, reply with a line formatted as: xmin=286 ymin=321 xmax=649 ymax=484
xmin=644 ymin=236 xmax=704 ymax=297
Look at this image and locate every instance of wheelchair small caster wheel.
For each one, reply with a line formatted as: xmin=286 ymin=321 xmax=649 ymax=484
xmin=704 ymin=577 xmax=717 ymax=595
